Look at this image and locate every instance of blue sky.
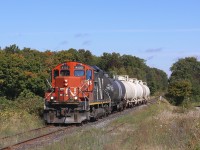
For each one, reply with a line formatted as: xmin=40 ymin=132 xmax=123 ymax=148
xmin=1 ymin=0 xmax=200 ymax=76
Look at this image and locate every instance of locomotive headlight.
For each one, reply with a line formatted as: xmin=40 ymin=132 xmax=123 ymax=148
xmin=64 ymin=79 xmax=68 ymax=87
xmin=50 ymin=96 xmax=54 ymax=100
xmin=74 ymin=96 xmax=78 ymax=100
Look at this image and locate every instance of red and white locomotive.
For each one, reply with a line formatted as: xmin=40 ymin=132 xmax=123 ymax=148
xmin=44 ymin=61 xmax=150 ymax=124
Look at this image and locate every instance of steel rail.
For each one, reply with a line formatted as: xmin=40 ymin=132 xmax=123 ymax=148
xmin=0 ymin=126 xmax=76 ymax=150
xmin=0 ymin=126 xmax=53 ymax=141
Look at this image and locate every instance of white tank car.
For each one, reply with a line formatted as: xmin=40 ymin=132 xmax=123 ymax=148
xmin=127 ymin=78 xmax=137 ymax=101
xmin=116 ymin=75 xmax=137 ymax=102
xmin=139 ymin=81 xmax=150 ymax=100
xmin=139 ymin=80 xmax=147 ymax=99
xmin=115 ymin=75 xmax=150 ymax=105
xmin=133 ymin=79 xmax=143 ymax=103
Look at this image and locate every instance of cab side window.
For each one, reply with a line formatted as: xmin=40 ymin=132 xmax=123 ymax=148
xmin=54 ymin=70 xmax=59 ymax=79
xmin=86 ymin=70 xmax=92 ymax=80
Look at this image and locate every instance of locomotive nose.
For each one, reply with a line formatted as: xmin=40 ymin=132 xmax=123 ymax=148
xmin=53 ymin=76 xmax=92 ymax=102
xmin=54 ymin=76 xmax=82 ymax=101
xmin=55 ymin=76 xmax=82 ymax=88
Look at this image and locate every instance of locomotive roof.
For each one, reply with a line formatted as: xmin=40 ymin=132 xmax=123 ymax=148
xmin=90 ymin=65 xmax=103 ymax=72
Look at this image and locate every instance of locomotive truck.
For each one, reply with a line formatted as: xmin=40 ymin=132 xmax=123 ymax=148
xmin=44 ymin=61 xmax=150 ymax=124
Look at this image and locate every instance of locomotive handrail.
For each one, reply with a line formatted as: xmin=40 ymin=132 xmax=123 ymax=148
xmin=46 ymin=79 xmax=52 ymax=88
xmin=45 ymin=90 xmax=54 ymax=100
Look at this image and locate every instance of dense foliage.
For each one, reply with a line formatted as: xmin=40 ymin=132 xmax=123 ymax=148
xmin=168 ymin=57 xmax=200 ymax=105
xmin=0 ymin=44 xmax=168 ymax=100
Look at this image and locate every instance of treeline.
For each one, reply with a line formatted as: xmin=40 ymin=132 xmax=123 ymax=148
xmin=0 ymin=44 xmax=168 ymax=100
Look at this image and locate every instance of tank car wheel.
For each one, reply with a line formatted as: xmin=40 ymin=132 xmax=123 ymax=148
xmin=90 ymin=117 xmax=96 ymax=122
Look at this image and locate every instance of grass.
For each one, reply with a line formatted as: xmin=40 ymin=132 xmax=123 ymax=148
xmin=1 ymin=96 xmax=199 ymax=150
xmin=0 ymin=97 xmax=44 ymax=148
xmin=0 ymin=109 xmax=44 ymax=137
xmin=0 ymin=109 xmax=44 ymax=148
xmin=38 ymin=99 xmax=200 ymax=150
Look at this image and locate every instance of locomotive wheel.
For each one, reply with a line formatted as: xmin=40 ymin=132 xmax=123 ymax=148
xmin=83 ymin=120 xmax=88 ymax=124
xmin=104 ymin=105 xmax=110 ymax=116
xmin=76 ymin=121 xmax=83 ymax=126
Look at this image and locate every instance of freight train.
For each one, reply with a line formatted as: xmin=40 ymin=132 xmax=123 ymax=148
xmin=44 ymin=61 xmax=150 ymax=124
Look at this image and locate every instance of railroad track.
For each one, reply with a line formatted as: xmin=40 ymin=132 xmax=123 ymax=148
xmin=0 ymin=97 xmax=158 ymax=150
xmin=0 ymin=126 xmax=53 ymax=141
xmin=0 ymin=125 xmax=76 ymax=150
xmin=147 ymin=96 xmax=159 ymax=105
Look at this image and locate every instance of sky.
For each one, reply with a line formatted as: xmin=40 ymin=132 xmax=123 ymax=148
xmin=1 ymin=0 xmax=200 ymax=76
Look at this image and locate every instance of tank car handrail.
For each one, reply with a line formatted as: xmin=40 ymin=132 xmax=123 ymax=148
xmin=128 ymin=78 xmax=137 ymax=82
xmin=143 ymin=82 xmax=147 ymax=85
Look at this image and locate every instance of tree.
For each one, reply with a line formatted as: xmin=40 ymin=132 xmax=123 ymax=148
xmin=77 ymin=49 xmax=96 ymax=65
xmin=168 ymin=80 xmax=192 ymax=105
xmin=168 ymin=57 xmax=200 ymax=105
xmin=4 ymin=44 xmax=20 ymax=54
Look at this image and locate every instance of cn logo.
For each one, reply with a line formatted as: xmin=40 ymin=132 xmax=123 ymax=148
xmin=88 ymin=80 xmax=92 ymax=85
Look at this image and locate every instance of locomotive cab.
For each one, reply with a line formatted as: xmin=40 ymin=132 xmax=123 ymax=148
xmin=45 ymin=62 xmax=93 ymax=103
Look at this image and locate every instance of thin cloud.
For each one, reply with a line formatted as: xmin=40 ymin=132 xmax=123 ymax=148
xmin=109 ymin=28 xmax=200 ymax=33
xmin=4 ymin=28 xmax=200 ymax=36
xmin=82 ymin=40 xmax=91 ymax=46
xmin=146 ymin=48 xmax=162 ymax=53
xmin=75 ymin=33 xmax=89 ymax=38
xmin=60 ymin=40 xmax=68 ymax=45
xmin=14 ymin=33 xmax=23 ymax=37
xmin=53 ymin=40 xmax=68 ymax=51
xmin=146 ymin=55 xmax=155 ymax=60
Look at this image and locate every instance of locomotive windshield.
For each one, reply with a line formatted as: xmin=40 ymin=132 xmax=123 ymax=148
xmin=74 ymin=70 xmax=85 ymax=76
xmin=60 ymin=70 xmax=70 ymax=76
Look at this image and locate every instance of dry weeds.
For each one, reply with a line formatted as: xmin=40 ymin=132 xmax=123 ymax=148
xmin=38 ymin=101 xmax=200 ymax=150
